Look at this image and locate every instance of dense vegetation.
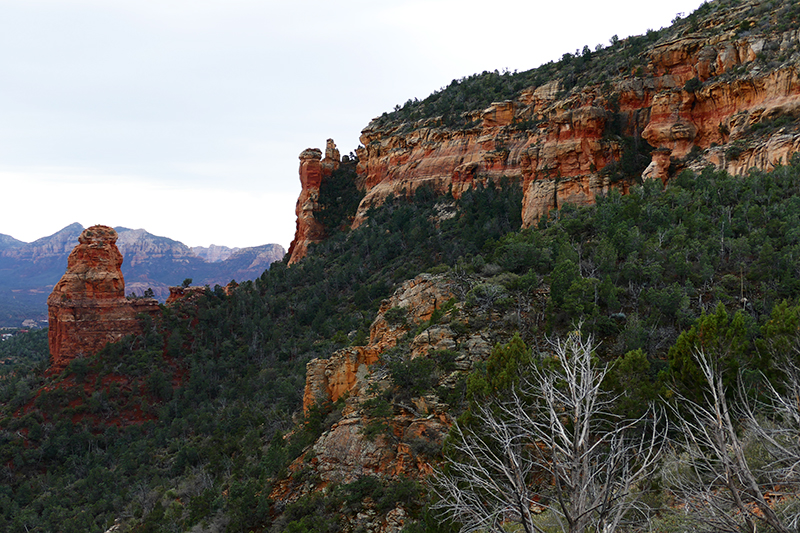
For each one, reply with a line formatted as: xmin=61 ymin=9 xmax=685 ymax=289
xmin=0 ymin=329 xmax=48 ymax=373
xmin=262 ymin=158 xmax=800 ymax=532
xmin=2 ymin=0 xmax=800 ymax=522
xmin=4 ymin=150 xmax=800 ymax=530
xmin=0 ymin=178 xmax=523 ymax=533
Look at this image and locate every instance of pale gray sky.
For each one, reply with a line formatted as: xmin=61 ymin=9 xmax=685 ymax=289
xmin=0 ymin=0 xmax=706 ymax=248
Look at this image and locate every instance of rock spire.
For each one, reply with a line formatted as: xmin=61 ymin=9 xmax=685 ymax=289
xmin=47 ymin=225 xmax=160 ymax=370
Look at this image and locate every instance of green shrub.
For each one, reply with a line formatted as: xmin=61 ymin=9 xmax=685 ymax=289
xmin=384 ymin=306 xmax=408 ymax=326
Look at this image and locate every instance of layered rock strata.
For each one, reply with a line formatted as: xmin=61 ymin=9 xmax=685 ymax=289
xmin=47 ymin=225 xmax=160 ymax=370
xmin=288 ymin=8 xmax=800 ymax=264
xmin=355 ymin=88 xmax=621 ymax=230
xmin=355 ymin=33 xmax=800 ymax=228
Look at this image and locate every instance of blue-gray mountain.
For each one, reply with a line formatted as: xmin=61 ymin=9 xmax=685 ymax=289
xmin=0 ymin=223 xmax=285 ymax=327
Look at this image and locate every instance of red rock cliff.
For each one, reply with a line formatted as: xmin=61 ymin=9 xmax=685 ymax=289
xmin=355 ymin=38 xmax=800 ymax=229
xmin=355 ymin=86 xmax=623 ymax=230
xmin=47 ymin=225 xmax=160 ymax=371
xmin=286 ymin=2 xmax=800 ymax=264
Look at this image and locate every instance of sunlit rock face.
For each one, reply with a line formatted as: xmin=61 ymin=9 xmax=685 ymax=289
xmin=354 ymin=93 xmax=621 ymax=231
xmin=47 ymin=225 xmax=160 ymax=370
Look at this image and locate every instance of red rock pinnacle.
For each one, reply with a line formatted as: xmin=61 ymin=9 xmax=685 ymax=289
xmin=47 ymin=225 xmax=160 ymax=370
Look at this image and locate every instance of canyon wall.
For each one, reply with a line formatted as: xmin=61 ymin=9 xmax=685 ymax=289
xmin=47 ymin=225 xmax=160 ymax=371
xmin=288 ymin=16 xmax=800 ymax=264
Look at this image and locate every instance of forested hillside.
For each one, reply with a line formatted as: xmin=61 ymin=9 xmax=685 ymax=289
xmin=0 ymin=169 xmax=523 ymax=532
xmin=3 ymin=0 xmax=800 ymax=531
xmin=3 ymin=157 xmax=800 ymax=531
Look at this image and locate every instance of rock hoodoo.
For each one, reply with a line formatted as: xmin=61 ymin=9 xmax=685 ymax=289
xmin=287 ymin=139 xmax=340 ymax=265
xmin=47 ymin=225 xmax=160 ymax=370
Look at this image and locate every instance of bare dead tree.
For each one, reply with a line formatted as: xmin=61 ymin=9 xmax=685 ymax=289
xmin=666 ymin=350 xmax=791 ymax=533
xmin=432 ymin=332 xmax=665 ymax=533
xmin=740 ymin=356 xmax=800 ymax=530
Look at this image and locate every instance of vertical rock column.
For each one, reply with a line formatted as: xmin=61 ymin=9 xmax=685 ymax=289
xmin=287 ymin=139 xmax=340 ymax=265
xmin=47 ymin=225 xmax=160 ymax=370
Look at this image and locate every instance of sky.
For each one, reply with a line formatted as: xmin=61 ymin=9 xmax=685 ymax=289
xmin=0 ymin=0 xmax=707 ymax=249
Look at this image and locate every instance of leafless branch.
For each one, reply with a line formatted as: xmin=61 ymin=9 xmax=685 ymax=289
xmin=432 ymin=332 xmax=666 ymax=533
xmin=667 ymin=350 xmax=791 ymax=533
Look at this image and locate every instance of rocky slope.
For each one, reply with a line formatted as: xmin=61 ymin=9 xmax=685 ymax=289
xmin=288 ymin=0 xmax=800 ymax=263
xmin=270 ymin=273 xmax=512 ymax=531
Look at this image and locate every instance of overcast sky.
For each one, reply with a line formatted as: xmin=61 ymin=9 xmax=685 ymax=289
xmin=0 ymin=0 xmax=706 ymax=249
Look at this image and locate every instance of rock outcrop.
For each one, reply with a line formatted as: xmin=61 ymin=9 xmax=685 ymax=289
xmin=301 ymin=275 xmax=456 ymax=414
xmin=273 ymin=276 xmax=459 ymax=512
xmin=165 ymin=285 xmax=208 ymax=305
xmin=47 ymin=225 xmax=160 ymax=370
xmin=271 ymin=272 xmax=507 ymax=531
xmin=287 ymin=139 xmax=340 ymax=264
xmin=355 ymin=89 xmax=622 ymax=230
xmin=287 ymin=2 xmax=800 ymax=263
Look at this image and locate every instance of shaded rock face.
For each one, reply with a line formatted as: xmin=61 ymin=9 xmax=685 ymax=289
xmin=47 ymin=225 xmax=160 ymax=370
xmin=287 ymin=139 xmax=340 ymax=264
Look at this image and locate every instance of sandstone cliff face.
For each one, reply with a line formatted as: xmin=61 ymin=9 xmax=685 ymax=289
xmin=47 ymin=225 xmax=160 ymax=371
xmin=356 ymin=35 xmax=800 ymax=229
xmin=640 ymin=45 xmax=800 ymax=181
xmin=286 ymin=3 xmax=800 ymax=265
xmin=356 ymin=87 xmax=622 ymax=230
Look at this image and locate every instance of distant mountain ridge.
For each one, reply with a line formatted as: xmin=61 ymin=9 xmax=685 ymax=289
xmin=192 ymin=244 xmax=241 ymax=262
xmin=0 ymin=224 xmax=285 ymax=327
xmin=0 ymin=234 xmax=24 ymax=251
